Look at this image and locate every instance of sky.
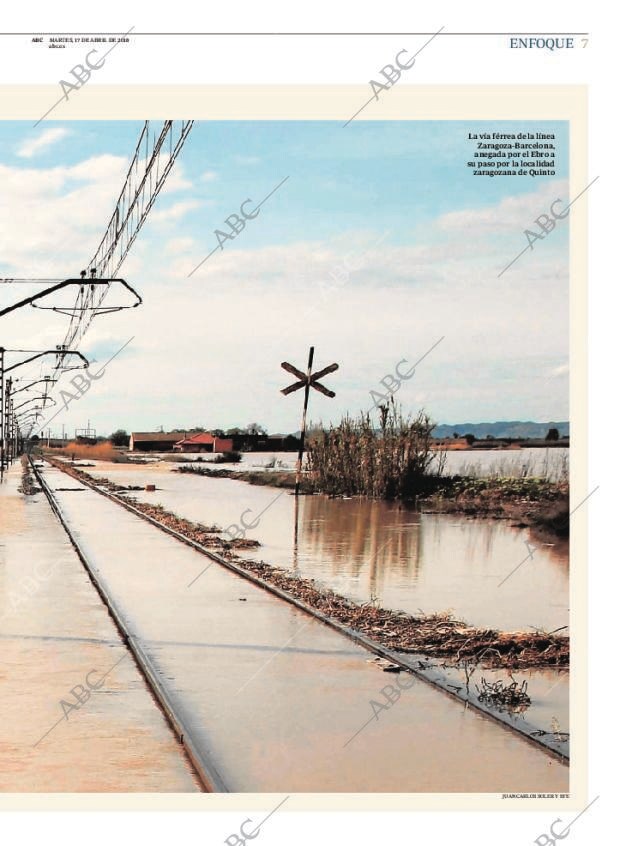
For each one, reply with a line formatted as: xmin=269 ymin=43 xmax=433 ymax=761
xmin=0 ymin=119 xmax=569 ymax=437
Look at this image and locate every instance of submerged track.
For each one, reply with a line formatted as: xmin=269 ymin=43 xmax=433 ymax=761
xmin=29 ymin=456 xmax=227 ymax=792
xmin=33 ymin=456 xmax=569 ymax=767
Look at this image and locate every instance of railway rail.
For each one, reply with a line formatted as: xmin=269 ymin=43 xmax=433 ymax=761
xmin=29 ymin=455 xmax=228 ymax=792
xmin=33 ymin=455 xmax=569 ymax=766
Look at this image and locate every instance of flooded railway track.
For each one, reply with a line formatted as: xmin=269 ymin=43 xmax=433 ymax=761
xmin=28 ymin=456 xmax=226 ymax=793
xmin=34 ymin=457 xmax=569 ymax=768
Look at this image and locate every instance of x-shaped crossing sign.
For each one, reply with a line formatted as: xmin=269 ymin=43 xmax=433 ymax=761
xmin=280 ymin=346 xmax=338 ymax=496
xmin=280 ymin=360 xmax=339 ymax=397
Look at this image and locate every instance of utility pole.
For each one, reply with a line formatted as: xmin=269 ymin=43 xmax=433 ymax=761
xmin=1 ymin=347 xmax=5 ymax=473
xmin=6 ymin=377 xmax=12 ymax=465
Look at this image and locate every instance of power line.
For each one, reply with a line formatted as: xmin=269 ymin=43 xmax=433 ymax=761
xmin=59 ymin=119 xmax=194 ymax=351
xmin=2 ymin=120 xmax=194 ymax=447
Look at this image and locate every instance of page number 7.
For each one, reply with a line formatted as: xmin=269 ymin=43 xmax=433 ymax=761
xmin=581 ymin=38 xmax=589 ymax=47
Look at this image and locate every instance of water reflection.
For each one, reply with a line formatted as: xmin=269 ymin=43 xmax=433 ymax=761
xmin=86 ymin=462 xmax=569 ymax=633
xmin=296 ymin=496 xmax=423 ymax=596
xmin=291 ymin=495 xmax=568 ymax=631
xmin=44 ymin=464 xmax=568 ymax=792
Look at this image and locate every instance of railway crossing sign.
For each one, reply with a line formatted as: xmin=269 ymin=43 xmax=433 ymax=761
xmin=280 ymin=346 xmax=338 ymax=496
xmin=280 ymin=360 xmax=339 ymax=398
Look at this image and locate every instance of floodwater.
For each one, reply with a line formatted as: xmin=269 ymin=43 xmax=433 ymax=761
xmin=432 ymin=447 xmax=569 ymax=481
xmin=39 ymin=464 xmax=567 ymax=792
xmin=414 ymin=662 xmax=569 ymax=742
xmin=86 ymin=461 xmax=569 ymax=634
xmin=132 ymin=446 xmax=569 ymax=482
xmin=0 ymin=465 xmax=201 ymax=793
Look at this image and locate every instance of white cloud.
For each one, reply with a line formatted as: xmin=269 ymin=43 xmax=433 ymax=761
xmin=16 ymin=127 xmax=71 ymax=158
xmin=200 ymin=170 xmax=217 ymax=182
xmin=153 ymin=158 xmax=193 ymax=194
xmin=437 ymin=179 xmax=570 ymax=234
xmin=0 ymin=152 xmax=569 ymax=434
xmin=0 ymin=155 xmax=130 ymax=277
xmin=149 ymin=199 xmax=202 ymax=224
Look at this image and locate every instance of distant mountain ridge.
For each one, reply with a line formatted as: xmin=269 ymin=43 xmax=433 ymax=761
xmin=432 ymin=421 xmax=569 ymax=439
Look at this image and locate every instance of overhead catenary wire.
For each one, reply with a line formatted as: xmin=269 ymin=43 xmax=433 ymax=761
xmin=0 ymin=284 xmax=63 ymax=285
xmin=58 ymin=119 xmax=194 ymax=353
xmin=0 ymin=120 xmax=195 ymax=442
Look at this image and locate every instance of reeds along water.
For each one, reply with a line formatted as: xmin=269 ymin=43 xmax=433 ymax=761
xmin=48 ymin=441 xmax=120 ymax=462
xmin=306 ymin=401 xmax=439 ymax=499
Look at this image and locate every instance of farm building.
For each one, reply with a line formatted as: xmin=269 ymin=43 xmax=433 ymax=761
xmin=173 ymin=432 xmax=234 ymax=453
xmin=227 ymin=432 xmax=301 ymax=452
xmin=129 ymin=432 xmax=187 ymax=452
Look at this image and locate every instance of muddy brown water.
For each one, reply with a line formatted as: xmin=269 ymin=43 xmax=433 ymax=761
xmin=81 ymin=460 xmax=570 ymax=751
xmin=0 ymin=465 xmax=201 ymax=793
xmin=85 ymin=461 xmax=569 ymax=633
xmin=36 ymin=461 xmax=568 ymax=792
xmin=131 ymin=447 xmax=569 ymax=482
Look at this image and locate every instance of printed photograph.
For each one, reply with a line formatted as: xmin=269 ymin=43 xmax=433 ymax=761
xmin=0 ymin=117 xmax=570 ymax=794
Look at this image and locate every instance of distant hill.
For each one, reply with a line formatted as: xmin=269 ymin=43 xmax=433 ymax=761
xmin=432 ymin=421 xmax=569 ymax=440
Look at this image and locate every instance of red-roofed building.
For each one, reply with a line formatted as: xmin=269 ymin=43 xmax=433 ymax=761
xmin=173 ymin=432 xmax=234 ymax=453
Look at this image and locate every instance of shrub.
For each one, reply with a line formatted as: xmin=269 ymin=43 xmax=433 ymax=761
xmin=306 ymin=398 xmax=438 ymax=499
xmin=212 ymin=450 xmax=242 ymax=463
xmin=48 ymin=440 xmax=119 ymax=462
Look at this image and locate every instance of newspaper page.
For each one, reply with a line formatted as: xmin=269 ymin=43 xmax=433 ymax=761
xmin=0 ymin=4 xmax=613 ymax=845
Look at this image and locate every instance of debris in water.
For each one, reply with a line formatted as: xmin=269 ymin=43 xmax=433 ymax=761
xmin=18 ymin=456 xmax=41 ymax=496
xmin=45 ymin=457 xmax=570 ymax=670
xmin=475 ymin=677 xmax=531 ymax=712
xmin=368 ymin=657 xmax=402 ymax=673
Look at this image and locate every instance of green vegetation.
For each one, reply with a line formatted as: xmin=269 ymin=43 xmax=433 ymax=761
xmin=109 ymin=429 xmax=130 ymax=447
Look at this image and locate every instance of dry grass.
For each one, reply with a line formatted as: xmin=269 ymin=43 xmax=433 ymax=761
xmin=46 ymin=441 xmax=121 ymax=462
xmin=421 ymin=475 xmax=570 ymax=535
xmin=307 ymin=399 xmax=442 ymax=499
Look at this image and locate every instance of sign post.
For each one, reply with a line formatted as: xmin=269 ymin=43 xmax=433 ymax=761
xmin=281 ymin=346 xmax=338 ymax=496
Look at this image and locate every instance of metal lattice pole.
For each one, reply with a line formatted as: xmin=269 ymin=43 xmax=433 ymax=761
xmin=1 ymin=347 xmax=5 ymax=472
